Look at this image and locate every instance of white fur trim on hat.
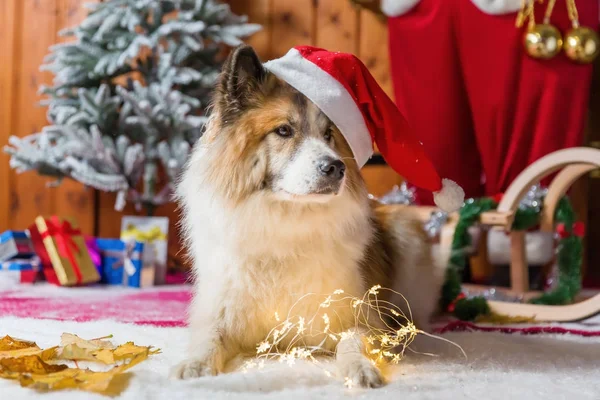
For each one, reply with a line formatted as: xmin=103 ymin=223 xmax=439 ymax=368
xmin=381 ymin=0 xmax=420 ymax=17
xmin=381 ymin=0 xmax=521 ymax=17
xmin=469 ymin=0 xmax=522 ymax=14
xmin=264 ymin=49 xmax=374 ymax=168
xmin=433 ymin=179 xmax=465 ymax=212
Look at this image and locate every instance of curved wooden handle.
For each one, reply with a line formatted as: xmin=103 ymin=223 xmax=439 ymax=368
xmin=539 ymin=163 xmax=598 ymax=232
xmin=497 ymin=147 xmax=600 ymax=218
xmin=489 ymin=293 xmax=600 ymax=322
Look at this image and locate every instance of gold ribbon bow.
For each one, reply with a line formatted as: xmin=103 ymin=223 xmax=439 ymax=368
xmin=121 ymin=225 xmax=167 ymax=243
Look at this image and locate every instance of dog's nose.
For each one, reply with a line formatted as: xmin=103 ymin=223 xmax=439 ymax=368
xmin=318 ymin=157 xmax=345 ymax=180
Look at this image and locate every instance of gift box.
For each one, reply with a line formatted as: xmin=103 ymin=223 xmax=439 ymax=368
xmin=0 ymin=230 xmax=35 ymax=262
xmin=29 ymin=216 xmax=101 ymax=286
xmin=85 ymin=235 xmax=103 ymax=278
xmin=96 ymin=238 xmax=152 ymax=288
xmin=120 ymin=216 xmax=169 ymax=285
xmin=0 ymin=257 xmax=41 ymax=284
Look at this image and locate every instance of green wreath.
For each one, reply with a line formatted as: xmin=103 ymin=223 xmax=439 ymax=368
xmin=440 ymin=196 xmax=584 ymax=321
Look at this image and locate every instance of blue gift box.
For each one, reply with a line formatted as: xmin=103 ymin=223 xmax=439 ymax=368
xmin=96 ymin=238 xmax=151 ymax=288
xmin=1 ymin=256 xmax=41 ymax=284
xmin=0 ymin=231 xmax=35 ymax=262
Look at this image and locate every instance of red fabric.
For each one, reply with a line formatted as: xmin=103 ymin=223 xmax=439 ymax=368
xmin=436 ymin=320 xmax=600 ymax=337
xmin=388 ymin=0 xmax=599 ymax=204
xmin=295 ymin=46 xmax=443 ymax=193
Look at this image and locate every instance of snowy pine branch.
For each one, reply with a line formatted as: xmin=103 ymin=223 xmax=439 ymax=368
xmin=4 ymin=0 xmax=260 ymax=211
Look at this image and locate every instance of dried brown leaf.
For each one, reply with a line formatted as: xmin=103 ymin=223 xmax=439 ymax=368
xmin=58 ymin=344 xmax=101 ymax=362
xmin=0 ymin=346 xmax=42 ymax=360
xmin=0 ymin=333 xmax=158 ymax=395
xmin=0 ymin=355 xmax=68 ymax=375
xmin=93 ymin=342 xmax=159 ymax=364
xmin=60 ymin=333 xmax=114 ymax=350
xmin=17 ymin=350 xmax=150 ymax=393
xmin=0 ymin=335 xmax=38 ymax=351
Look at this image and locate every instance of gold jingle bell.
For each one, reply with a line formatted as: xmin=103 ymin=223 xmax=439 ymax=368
xmin=524 ymin=24 xmax=563 ymax=59
xmin=563 ymin=26 xmax=600 ymax=63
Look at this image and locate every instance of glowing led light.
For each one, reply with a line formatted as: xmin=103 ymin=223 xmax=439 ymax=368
xmin=243 ymin=285 xmax=464 ymax=388
xmin=344 ymin=377 xmax=354 ymax=389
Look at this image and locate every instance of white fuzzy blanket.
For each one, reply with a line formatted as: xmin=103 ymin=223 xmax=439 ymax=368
xmin=1 ymin=316 xmax=600 ymax=399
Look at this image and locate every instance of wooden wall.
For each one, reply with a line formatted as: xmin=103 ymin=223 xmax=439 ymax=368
xmin=1 ymin=0 xmax=597 ymax=280
xmin=0 ymin=0 xmax=401 ymax=261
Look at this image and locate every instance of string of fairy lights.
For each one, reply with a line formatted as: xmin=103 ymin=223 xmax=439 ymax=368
xmin=242 ymin=285 xmax=465 ymax=388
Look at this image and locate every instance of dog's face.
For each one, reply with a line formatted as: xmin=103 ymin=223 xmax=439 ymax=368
xmin=261 ymin=93 xmax=348 ymax=202
xmin=205 ymin=45 xmax=363 ymax=205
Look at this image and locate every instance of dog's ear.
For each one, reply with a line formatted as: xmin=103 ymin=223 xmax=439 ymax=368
xmin=216 ymin=45 xmax=267 ymax=121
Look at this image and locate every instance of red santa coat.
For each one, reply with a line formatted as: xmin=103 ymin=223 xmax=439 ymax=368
xmin=382 ymin=0 xmax=599 ymax=204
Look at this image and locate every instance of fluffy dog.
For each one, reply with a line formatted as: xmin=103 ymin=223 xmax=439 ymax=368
xmin=172 ymin=45 xmax=444 ymax=388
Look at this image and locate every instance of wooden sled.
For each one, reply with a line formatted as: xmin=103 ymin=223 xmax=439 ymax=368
xmin=478 ymin=147 xmax=600 ymax=322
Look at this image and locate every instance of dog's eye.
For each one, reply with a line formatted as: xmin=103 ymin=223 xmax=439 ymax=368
xmin=324 ymin=128 xmax=333 ymax=142
xmin=275 ymin=125 xmax=293 ymax=138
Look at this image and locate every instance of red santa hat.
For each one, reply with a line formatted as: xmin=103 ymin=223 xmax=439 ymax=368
xmin=263 ymin=46 xmax=464 ymax=212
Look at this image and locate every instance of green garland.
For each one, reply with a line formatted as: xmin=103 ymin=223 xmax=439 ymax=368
xmin=441 ymin=196 xmax=583 ymax=321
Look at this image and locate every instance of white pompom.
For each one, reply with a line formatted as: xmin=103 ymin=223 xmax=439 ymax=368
xmin=433 ymin=179 xmax=465 ymax=213
xmin=469 ymin=0 xmax=522 ymax=15
xmin=380 ymin=0 xmax=421 ymax=17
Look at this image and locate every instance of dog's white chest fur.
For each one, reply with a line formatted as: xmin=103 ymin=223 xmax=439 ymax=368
xmin=222 ymin=242 xmax=367 ymax=351
xmin=183 ymin=172 xmax=373 ymax=353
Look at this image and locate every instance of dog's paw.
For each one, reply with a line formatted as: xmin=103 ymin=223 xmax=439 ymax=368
xmin=170 ymin=359 xmax=216 ymax=380
xmin=341 ymin=359 xmax=384 ymax=388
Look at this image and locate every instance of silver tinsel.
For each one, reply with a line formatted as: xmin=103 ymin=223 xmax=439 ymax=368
xmin=371 ymin=182 xmax=416 ymax=205
xmin=461 ymin=287 xmax=525 ymax=303
xmin=518 ymin=183 xmax=548 ymax=211
xmin=423 ymin=210 xmax=448 ymax=238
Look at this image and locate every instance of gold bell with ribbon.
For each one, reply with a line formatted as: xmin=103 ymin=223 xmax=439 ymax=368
xmin=524 ymin=24 xmax=563 ymax=59
xmin=518 ymin=0 xmax=563 ymax=60
xmin=562 ymin=0 xmax=599 ymax=63
xmin=518 ymin=0 xmax=599 ymax=64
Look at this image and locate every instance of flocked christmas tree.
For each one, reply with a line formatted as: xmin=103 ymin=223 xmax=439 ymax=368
xmin=4 ymin=0 xmax=260 ymax=214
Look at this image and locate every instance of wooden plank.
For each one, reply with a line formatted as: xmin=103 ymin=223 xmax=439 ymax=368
xmin=468 ymin=229 xmax=494 ymax=283
xmin=358 ymin=8 xmax=393 ymax=98
xmin=52 ymin=0 xmax=97 ymax=235
xmin=361 ymin=165 xmax=402 ymax=197
xmin=509 ymin=231 xmax=529 ymax=293
xmin=10 ymin=0 xmax=59 ymax=229
xmin=227 ymin=0 xmax=273 ymax=60
xmin=0 ymin=0 xmax=19 ymax=231
xmin=315 ymin=0 xmax=360 ymax=53
xmin=271 ymin=0 xmax=315 ymax=58
xmin=489 ymin=292 xmax=600 ymax=322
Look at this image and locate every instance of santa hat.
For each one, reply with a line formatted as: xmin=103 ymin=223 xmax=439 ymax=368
xmin=263 ymin=46 xmax=464 ymax=212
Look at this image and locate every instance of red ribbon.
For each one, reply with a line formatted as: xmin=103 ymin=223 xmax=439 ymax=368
xmin=40 ymin=216 xmax=83 ymax=284
xmin=491 ymin=193 xmax=504 ymax=204
xmin=447 ymin=292 xmax=466 ymax=313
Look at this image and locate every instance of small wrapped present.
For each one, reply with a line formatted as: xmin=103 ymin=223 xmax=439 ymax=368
xmin=120 ymin=216 xmax=169 ymax=285
xmin=0 ymin=257 xmax=41 ymax=284
xmin=96 ymin=238 xmax=152 ymax=288
xmin=0 ymin=230 xmax=35 ymax=262
xmin=28 ymin=216 xmax=100 ymax=286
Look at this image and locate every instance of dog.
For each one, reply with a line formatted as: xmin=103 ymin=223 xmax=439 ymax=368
xmin=171 ymin=45 xmax=445 ymax=388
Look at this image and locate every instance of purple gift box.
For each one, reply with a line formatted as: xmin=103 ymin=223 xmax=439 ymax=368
xmin=0 ymin=231 xmax=35 ymax=262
